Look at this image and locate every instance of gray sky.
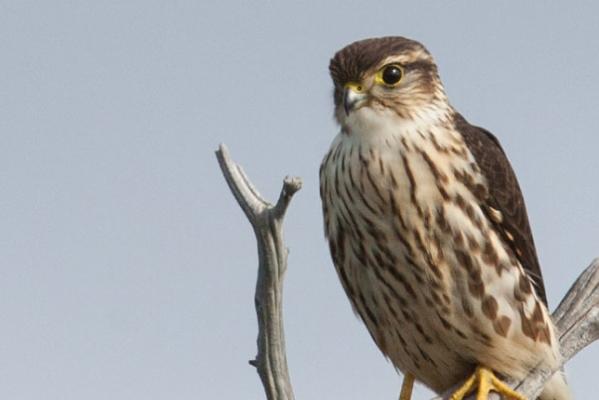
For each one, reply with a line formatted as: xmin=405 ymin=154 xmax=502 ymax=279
xmin=1 ymin=1 xmax=598 ymax=399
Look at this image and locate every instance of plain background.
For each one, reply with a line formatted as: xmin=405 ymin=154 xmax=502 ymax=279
xmin=1 ymin=1 xmax=598 ymax=399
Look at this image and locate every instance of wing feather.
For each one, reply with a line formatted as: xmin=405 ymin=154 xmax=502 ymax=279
xmin=455 ymin=113 xmax=548 ymax=305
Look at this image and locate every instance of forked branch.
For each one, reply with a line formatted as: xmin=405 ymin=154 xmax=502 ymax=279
xmin=216 ymin=144 xmax=300 ymax=400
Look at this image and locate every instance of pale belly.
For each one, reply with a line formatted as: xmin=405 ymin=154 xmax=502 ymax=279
xmin=320 ymin=133 xmax=559 ymax=393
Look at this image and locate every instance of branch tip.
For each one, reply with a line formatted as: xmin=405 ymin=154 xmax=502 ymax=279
xmin=274 ymin=176 xmax=303 ymax=218
xmin=283 ymin=176 xmax=303 ymax=193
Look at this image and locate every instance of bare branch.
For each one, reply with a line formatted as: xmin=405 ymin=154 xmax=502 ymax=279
xmin=554 ymin=258 xmax=599 ymax=361
xmin=434 ymin=258 xmax=599 ymax=400
xmin=216 ymin=144 xmax=300 ymax=400
xmin=215 ymin=144 xmax=270 ymax=223
xmin=273 ymin=177 xmax=302 ymax=220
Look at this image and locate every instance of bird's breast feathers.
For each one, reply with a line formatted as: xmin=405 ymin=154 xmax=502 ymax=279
xmin=326 ymin=107 xmax=480 ymax=226
xmin=320 ymin=112 xmax=559 ymax=390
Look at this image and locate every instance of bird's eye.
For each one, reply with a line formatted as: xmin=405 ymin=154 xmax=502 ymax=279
xmin=380 ymin=64 xmax=403 ymax=86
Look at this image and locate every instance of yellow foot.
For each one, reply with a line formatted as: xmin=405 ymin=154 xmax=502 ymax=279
xmin=450 ymin=367 xmax=526 ymax=400
xmin=399 ymin=372 xmax=414 ymax=400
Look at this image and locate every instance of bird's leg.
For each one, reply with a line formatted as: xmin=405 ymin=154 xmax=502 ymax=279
xmin=449 ymin=367 xmax=527 ymax=400
xmin=399 ymin=372 xmax=414 ymax=400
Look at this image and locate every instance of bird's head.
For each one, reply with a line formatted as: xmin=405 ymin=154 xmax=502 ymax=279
xmin=329 ymin=37 xmax=450 ymax=132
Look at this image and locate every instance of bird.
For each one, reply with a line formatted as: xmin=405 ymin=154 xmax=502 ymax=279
xmin=319 ymin=37 xmax=571 ymax=400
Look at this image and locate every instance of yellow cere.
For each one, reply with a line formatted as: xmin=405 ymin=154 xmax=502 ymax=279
xmin=344 ymin=82 xmax=364 ymax=92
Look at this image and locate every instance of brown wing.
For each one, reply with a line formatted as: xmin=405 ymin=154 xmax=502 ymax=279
xmin=455 ymin=113 xmax=548 ymax=305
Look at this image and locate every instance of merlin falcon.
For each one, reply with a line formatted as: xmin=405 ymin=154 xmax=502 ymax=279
xmin=319 ymin=37 xmax=571 ymax=400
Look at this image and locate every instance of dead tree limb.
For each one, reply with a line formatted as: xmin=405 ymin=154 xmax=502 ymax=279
xmin=216 ymin=144 xmax=300 ymax=400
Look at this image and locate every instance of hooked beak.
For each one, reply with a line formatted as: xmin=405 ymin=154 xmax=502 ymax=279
xmin=343 ymin=82 xmax=366 ymax=115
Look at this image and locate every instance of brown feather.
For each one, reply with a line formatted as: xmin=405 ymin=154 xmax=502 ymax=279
xmin=454 ymin=113 xmax=548 ymax=305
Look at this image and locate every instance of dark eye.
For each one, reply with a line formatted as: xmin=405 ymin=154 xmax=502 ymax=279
xmin=382 ymin=65 xmax=403 ymax=85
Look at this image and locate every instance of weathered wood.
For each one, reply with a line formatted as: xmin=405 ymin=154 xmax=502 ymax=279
xmin=216 ymin=144 xmax=300 ymax=400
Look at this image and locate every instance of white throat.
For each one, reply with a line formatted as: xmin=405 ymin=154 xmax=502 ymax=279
xmin=339 ymin=102 xmax=454 ymax=145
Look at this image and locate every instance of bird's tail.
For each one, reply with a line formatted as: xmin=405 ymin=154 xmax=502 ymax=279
xmin=539 ymin=371 xmax=572 ymax=400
